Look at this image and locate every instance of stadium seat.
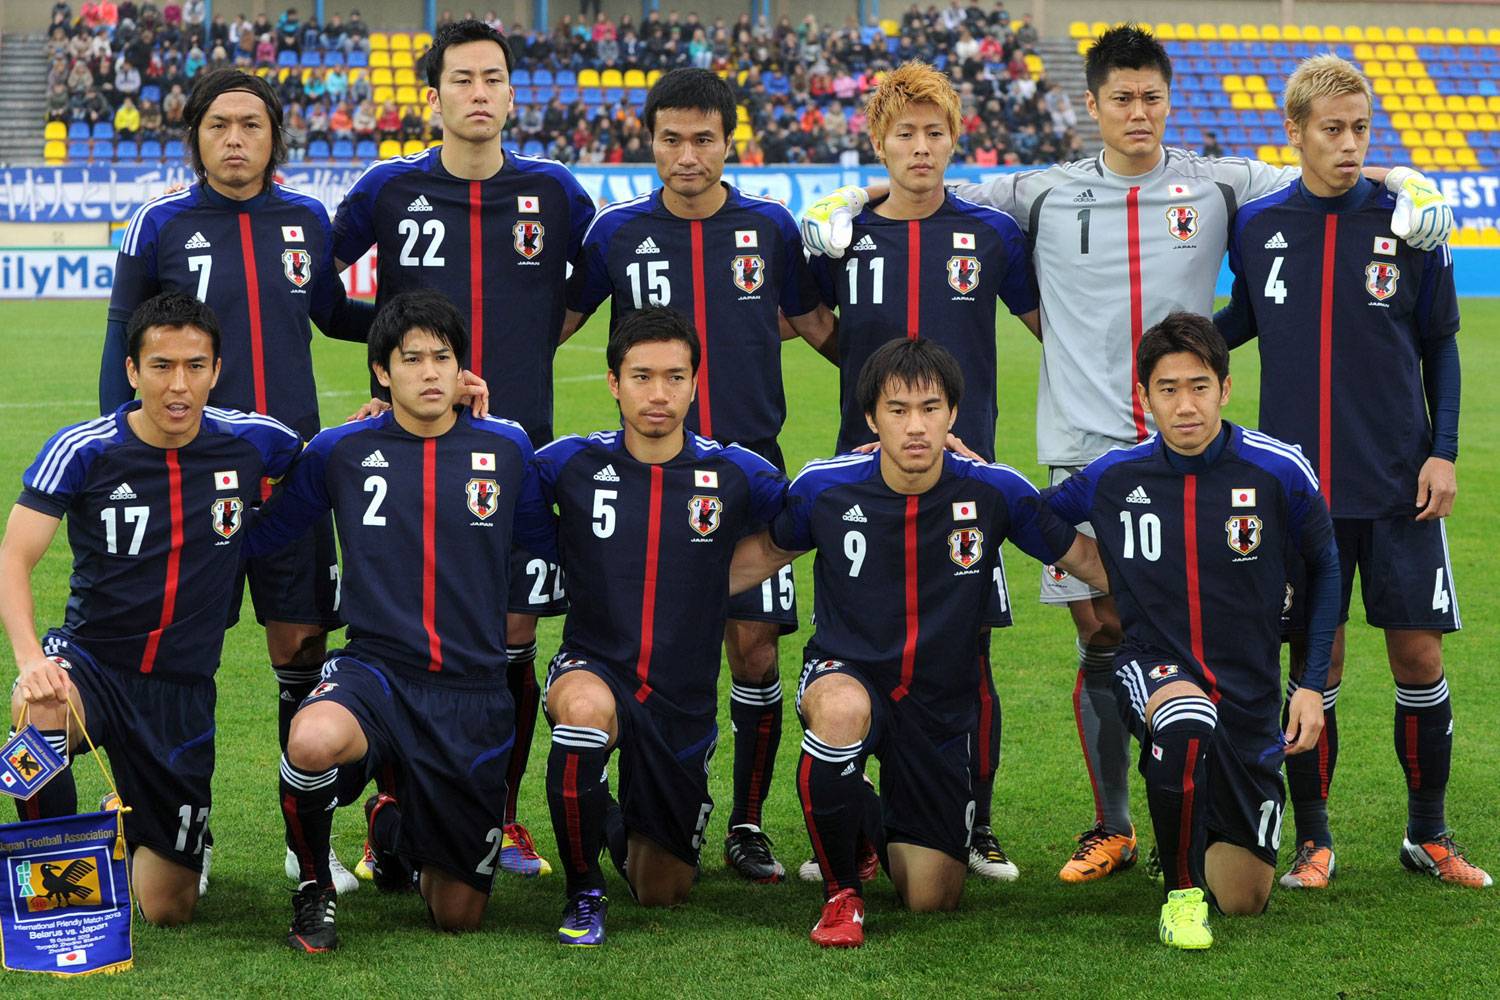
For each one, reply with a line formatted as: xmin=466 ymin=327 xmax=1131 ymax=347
xmin=370 ymin=51 xmax=391 ymax=68
xmin=392 ymin=52 xmax=413 ymax=69
xmin=400 ymin=140 xmax=422 ymax=155
xmin=279 ymin=50 xmax=298 ymax=66
xmin=165 ymin=139 xmax=184 ymax=160
xmin=373 ymin=86 xmax=395 ymax=104
xmin=624 ymin=69 xmax=647 ymax=88
xmin=68 ymin=121 xmax=90 ymax=140
xmin=512 ymin=69 xmax=531 ymax=86
xmin=307 ymin=139 xmax=330 ymax=159
xmin=378 ymin=139 xmax=401 ymax=159
xmin=1069 ymin=21 xmax=1089 ymax=38
xmin=533 ymin=69 xmax=554 ymax=87
xmin=581 ymin=88 xmax=603 ymax=105
xmin=140 ymin=139 xmax=161 ymax=158
xmin=44 ymin=120 xmax=66 ymax=140
xmin=578 ymin=69 xmax=600 ymax=87
xmin=628 ymin=87 xmax=648 ymax=106
xmin=91 ymin=122 xmax=113 ymax=140
xmin=647 ymin=70 xmax=663 ymax=86
xmin=349 ymin=50 xmax=368 ymax=68
xmin=522 ymin=139 xmax=544 ymax=156
xmin=372 ymin=68 xmax=394 ymax=86
xmin=45 ymin=139 xmax=66 ymax=163
xmin=395 ymin=68 xmax=417 ymax=86
xmin=331 ymin=139 xmax=354 ymax=159
xmin=67 ymin=140 xmax=90 ymax=159
xmin=115 ymin=139 xmax=138 ymax=160
xmin=141 ymin=84 xmax=161 ymax=103
xmin=301 ymin=51 xmax=322 ymax=67
xmin=414 ymin=32 xmax=433 ymax=49
xmin=369 ymin=32 xmax=389 ymax=50
xmin=356 ymin=139 xmax=378 ymax=159
xmin=602 ymin=69 xmax=624 ymax=88
xmin=90 ymin=140 xmax=112 ymax=160
xmin=556 ymin=70 xmax=577 ymax=87
xmin=396 ymin=86 xmax=419 ymax=105
xmin=390 ymin=33 xmax=412 ymax=50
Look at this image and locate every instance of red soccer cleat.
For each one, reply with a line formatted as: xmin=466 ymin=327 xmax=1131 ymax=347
xmin=810 ymin=887 xmax=865 ymax=948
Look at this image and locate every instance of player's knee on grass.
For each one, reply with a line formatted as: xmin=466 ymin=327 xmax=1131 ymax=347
xmin=800 ymin=674 xmax=871 ymax=746
xmin=506 ymin=612 xmax=540 ymax=647
xmin=724 ymin=619 xmax=780 ymax=683
xmin=1385 ymin=629 xmax=1444 ymax=686
xmin=132 ymin=846 xmax=200 ymax=927
xmin=285 ymin=701 xmax=366 ymax=772
xmin=888 ymin=843 xmax=965 ymax=912
xmin=627 ymin=833 xmax=695 ymax=907
xmin=420 ymin=868 xmax=488 ymax=932
xmin=1204 ymin=843 xmax=1273 ymax=915
xmin=546 ymin=670 xmax=618 ymax=738
xmin=264 ymin=620 xmax=328 ymax=667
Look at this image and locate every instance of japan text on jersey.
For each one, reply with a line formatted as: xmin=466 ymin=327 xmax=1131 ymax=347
xmin=566 ymin=185 xmax=823 ymax=445
xmin=1223 ymin=179 xmax=1461 ymax=518
xmin=771 ymin=451 xmax=1073 ymax=728
xmin=332 ymin=147 xmax=597 ymax=443
xmin=536 ymin=430 xmax=787 ymax=718
xmin=1043 ymin=424 xmax=1335 ymax=741
xmin=245 ymin=411 xmax=555 ymax=682
xmin=112 ymin=183 xmax=352 ymax=438
xmin=18 ymin=404 xmax=301 ymax=680
xmin=807 ymin=192 xmax=1037 ymax=462
xmin=955 ymin=148 xmax=1301 ymax=466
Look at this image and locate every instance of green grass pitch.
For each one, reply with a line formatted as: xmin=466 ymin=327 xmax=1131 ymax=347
xmin=0 ymin=299 xmax=1496 ymax=998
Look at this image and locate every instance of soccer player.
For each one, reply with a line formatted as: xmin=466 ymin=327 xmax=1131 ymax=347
xmin=249 ymin=291 xmax=555 ymax=951
xmin=561 ymin=68 xmax=832 ymax=883
xmin=100 ymin=68 xmax=372 ymax=891
xmin=332 ymin=18 xmax=596 ymax=877
xmin=2 ymin=292 xmax=301 ymax=926
xmin=729 ymin=338 xmax=1106 ymax=948
xmin=1043 ymin=313 xmax=1340 ymax=949
xmin=536 ymin=308 xmax=789 ymax=945
xmin=800 ymin=24 xmax=1455 ymax=885
xmin=1217 ymin=55 xmax=1488 ymax=889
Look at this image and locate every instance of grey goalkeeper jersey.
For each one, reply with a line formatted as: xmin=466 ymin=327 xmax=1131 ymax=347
xmin=956 ymin=147 xmax=1298 ymax=466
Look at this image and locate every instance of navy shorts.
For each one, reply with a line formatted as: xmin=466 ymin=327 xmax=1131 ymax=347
xmin=725 ymin=437 xmax=798 ymax=631
xmin=1114 ymin=656 xmax=1287 ymax=867
xmin=1284 ymin=516 xmax=1460 ymax=634
xmin=306 ymin=653 xmax=515 ymax=892
xmin=543 ymin=653 xmax=717 ymax=866
xmin=508 ymin=545 xmax=569 ymax=617
xmin=795 ymin=651 xmax=975 ymax=863
xmin=42 ymin=632 xmax=215 ymax=873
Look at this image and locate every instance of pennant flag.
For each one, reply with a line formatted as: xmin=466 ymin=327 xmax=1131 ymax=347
xmin=0 ymin=727 xmax=66 ymax=801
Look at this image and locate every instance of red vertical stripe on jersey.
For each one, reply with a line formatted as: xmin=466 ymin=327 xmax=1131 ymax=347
xmin=633 ymin=465 xmax=664 ymax=701
xmin=906 ymin=221 xmax=921 ymax=338
xmin=1404 ymin=714 xmax=1422 ymax=789
xmin=1126 ymin=187 xmax=1147 ymax=441
xmin=1176 ymin=736 xmax=1200 ymax=889
xmin=1073 ymin=668 xmax=1106 ymax=825
xmin=689 ymin=220 xmax=712 ymax=437
xmin=237 ymin=215 xmax=273 ymax=501
xmin=469 ymin=181 xmax=485 ymax=378
xmin=1317 ymin=215 xmax=1338 ymax=508
xmin=1180 ymin=475 xmax=1218 ymax=702
xmin=891 ymin=495 xmax=920 ymax=702
xmin=421 ymin=438 xmax=442 ymax=672
xmin=139 ymin=449 xmax=182 ymax=674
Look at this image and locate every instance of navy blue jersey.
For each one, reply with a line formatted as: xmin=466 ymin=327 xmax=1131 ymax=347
xmin=332 ymin=148 xmax=595 ymax=444
xmin=104 ymin=182 xmax=368 ymax=440
xmin=536 ymin=431 xmax=786 ymax=718
xmin=1220 ymin=179 xmax=1461 ymax=518
xmin=566 ymin=185 xmax=823 ymax=445
xmin=18 ymin=404 xmax=301 ymax=680
xmin=1044 ymin=424 xmax=1336 ymax=741
xmin=771 ymin=451 xmax=1073 ymax=724
xmin=246 ymin=411 xmax=555 ymax=683
xmin=807 ymin=192 xmax=1039 ymax=460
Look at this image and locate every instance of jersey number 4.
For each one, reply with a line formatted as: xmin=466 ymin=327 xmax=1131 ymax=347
xmin=1263 ymin=255 xmax=1288 ymax=304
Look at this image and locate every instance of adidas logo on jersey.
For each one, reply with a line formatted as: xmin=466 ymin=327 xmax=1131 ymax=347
xmin=634 ymin=237 xmax=661 ymax=255
xmin=842 ymin=505 xmax=867 ymax=523
xmin=361 ymin=450 xmax=389 ymax=468
xmin=109 ymin=482 xmax=138 ymax=500
xmin=1073 ymin=189 xmax=1096 ymax=204
xmin=1126 ymin=486 xmax=1151 ymax=505
xmin=407 ymin=195 xmax=434 ymax=213
xmin=840 ymin=762 xmax=856 ymax=777
xmin=850 ymin=234 xmax=877 ymax=252
xmin=1264 ymin=231 xmax=1289 ymax=249
xmin=593 ymin=464 xmax=620 ymax=482
xmin=184 ymin=231 xmax=211 ymax=249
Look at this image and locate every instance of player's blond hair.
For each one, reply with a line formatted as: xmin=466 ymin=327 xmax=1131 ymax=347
xmin=1283 ymin=54 xmax=1373 ymax=128
xmin=864 ymin=61 xmax=962 ymax=153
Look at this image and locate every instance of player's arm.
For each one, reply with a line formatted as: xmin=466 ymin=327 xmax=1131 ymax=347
xmin=243 ymin=447 xmax=332 ymax=558
xmin=1017 ymin=309 xmax=1041 ymax=342
xmin=0 ymin=505 xmax=72 ymax=703
xmin=1286 ymin=498 xmax=1339 ymax=754
xmin=100 ymin=242 xmax=160 ymax=413
xmin=330 ymin=177 xmax=377 ymax=274
xmin=1414 ymin=247 xmax=1462 ymax=521
xmin=783 ymin=305 xmax=839 ymax=362
xmin=559 ymin=308 xmax=590 ymax=344
xmin=1051 ymin=532 xmax=1107 ymax=592
xmin=729 ymin=529 xmax=804 ymax=596
xmin=310 ymin=242 xmax=376 ymax=344
xmin=513 ymin=454 xmax=560 ymax=564
xmin=1212 ymin=235 xmax=1260 ymax=349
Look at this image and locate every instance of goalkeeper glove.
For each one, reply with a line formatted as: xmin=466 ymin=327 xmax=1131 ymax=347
xmin=799 ymin=185 xmax=869 ymax=259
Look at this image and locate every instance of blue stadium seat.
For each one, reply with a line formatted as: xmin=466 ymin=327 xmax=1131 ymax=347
xmin=532 ymin=69 xmax=553 ymax=87
xmin=555 ymin=70 xmax=577 ymax=87
xmin=558 ymin=86 xmax=578 ymax=103
xmin=140 ymin=84 xmax=161 ymax=103
xmin=348 ymin=50 xmax=368 ymax=67
xmin=522 ymin=139 xmax=544 ymax=156
xmin=512 ymin=68 xmax=531 ymax=86
xmin=91 ymin=140 xmax=113 ymax=160
xmin=307 ymin=139 xmax=331 ymax=159
xmin=164 ymin=139 xmax=184 ymax=159
xmin=92 ymin=122 xmax=114 ymax=140
xmin=628 ymin=88 xmax=647 ymax=106
xmin=1480 ymin=149 xmax=1499 ymax=167
xmin=115 ymin=139 xmax=138 ymax=160
xmin=332 ymin=139 xmax=354 ymax=159
xmin=68 ymin=140 xmax=91 ymax=159
xmin=603 ymin=87 xmax=623 ymax=105
xmin=140 ymin=139 xmax=162 ymax=158
xmin=278 ymin=50 xmax=298 ymax=66
xmin=301 ymin=51 xmax=323 ymax=67
xmin=581 ymin=88 xmax=604 ymax=105
xmin=323 ymin=51 xmax=345 ymax=67
xmin=357 ymin=139 xmax=378 ymax=158
xmin=68 ymin=121 xmax=90 ymax=139
xmin=513 ymin=86 xmax=532 ymax=105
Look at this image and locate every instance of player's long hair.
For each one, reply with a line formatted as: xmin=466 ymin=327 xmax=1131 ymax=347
xmin=1083 ymin=24 xmax=1172 ymax=95
xmin=643 ymin=68 xmax=738 ymax=140
xmin=856 ymin=338 xmax=964 ymax=417
xmin=863 ymin=61 xmax=962 ymax=155
xmin=183 ymin=69 xmax=287 ymax=191
xmin=1283 ymin=54 xmax=1373 ymax=128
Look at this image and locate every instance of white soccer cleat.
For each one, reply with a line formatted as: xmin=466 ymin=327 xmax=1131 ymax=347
xmin=199 ymin=843 xmax=212 ymax=898
xmin=286 ymin=846 xmax=360 ymax=895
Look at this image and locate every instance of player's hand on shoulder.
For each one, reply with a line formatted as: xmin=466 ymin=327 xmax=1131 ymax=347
xmin=1414 ymin=456 xmax=1457 ymax=521
xmin=943 ymin=433 xmax=983 ymax=462
xmin=1283 ymin=687 xmax=1326 ymax=755
xmin=800 ymin=186 xmax=869 ymax=259
xmin=15 ymin=653 xmax=72 ymax=706
xmin=346 ymin=396 xmax=390 ymax=422
xmin=1386 ymin=167 xmax=1454 ymax=252
xmin=458 ymin=369 xmax=490 ymax=419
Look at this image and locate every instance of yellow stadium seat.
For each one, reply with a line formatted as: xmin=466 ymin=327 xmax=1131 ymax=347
xmin=1025 ymin=54 xmax=1045 ymax=74
xmin=1435 ymin=112 xmax=1455 ymax=130
xmin=1366 ymin=26 xmax=1386 ymax=42
xmin=1381 ymin=94 xmax=1402 ymax=113
xmin=413 ymin=32 xmax=433 ymax=49
xmin=428 ymin=138 xmax=442 ymax=148
xmin=1281 ymin=24 xmax=1301 ymax=40
xmin=422 ymin=105 xmax=433 ymax=121
xmin=1230 ymin=92 xmax=1253 ymax=109
xmin=1171 ymin=22 xmax=1194 ymax=40
xmin=1390 ymin=111 xmax=1412 ymax=130
xmin=390 ymin=33 xmax=412 ymax=50
xmin=601 ymin=69 xmax=624 ymax=87
xmin=1433 ymin=147 xmax=1456 ymax=167
xmin=1301 ymin=25 xmax=1322 ymax=41
xmin=1090 ymin=21 xmax=1110 ymax=36
xmin=1069 ymin=21 xmax=1090 ymax=38
xmin=1223 ymin=74 xmax=1244 ymax=92
xmin=1477 ymin=112 xmax=1497 ymax=130
xmin=1456 ymin=148 xmax=1479 ymax=168
xmin=733 ymin=124 xmax=752 ymax=142
xmin=1490 ymin=96 xmax=1500 ymax=113
xmin=624 ymin=69 xmax=647 ymax=88
xmin=349 ymin=68 xmax=365 ymax=83
xmin=1444 ymin=94 xmax=1465 ymax=112
xmin=1412 ymin=147 xmax=1435 ymax=168
xmin=369 ymin=32 xmax=388 ymax=50
xmin=1253 ymin=92 xmax=1276 ymax=110
xmin=254 ymin=66 xmax=272 ymax=77
xmin=373 ymin=86 xmax=394 ymax=104
xmin=1279 ymin=145 xmax=1299 ymax=164
xmin=45 ymin=139 xmax=66 ymax=162
xmin=402 ymin=140 xmax=424 ymax=155
xmin=370 ymin=51 xmax=391 ymax=68
xmin=1405 ymin=61 xmax=1425 ymax=78
xmin=1395 ymin=44 xmax=1417 ymax=61
xmin=1354 ymin=44 xmax=1375 ymax=61
xmin=646 ymin=70 xmax=663 ymax=86
xmin=1245 ymin=75 xmax=1267 ymax=93
xmin=392 ymin=52 xmax=413 ymax=69
xmin=1371 ymin=43 xmax=1392 ymax=60
xmin=1385 ymin=26 xmax=1406 ymax=42
xmin=1456 ymin=112 xmax=1476 ymax=130
xmin=1383 ymin=61 xmax=1404 ymax=78
xmin=1488 ymin=28 xmax=1500 ymax=45
xmin=299 ymin=68 xmax=313 ymax=84
xmin=1465 ymin=95 xmax=1487 ymax=113
xmin=1443 ymin=129 xmax=1465 ymax=146
xmin=1077 ymin=38 xmax=1093 ymax=55
xmin=395 ymin=86 xmax=419 ymax=105
xmin=1412 ymin=112 xmax=1434 ymax=130
xmin=371 ymin=68 xmax=393 ymax=86
xmin=1400 ymin=129 xmax=1422 ymax=147
xmin=1373 ymin=78 xmax=1394 ymax=96
xmin=578 ymin=69 xmax=600 ymax=87
xmin=1395 ymin=79 xmax=1416 ymax=96
xmin=1256 ymin=144 xmax=1281 ymax=164
xmin=1343 ymin=26 xmax=1365 ymax=42
xmin=1198 ymin=24 xmax=1218 ymax=40
xmin=737 ymin=104 xmax=749 ymax=125
xmin=378 ymin=139 xmax=401 ymax=158
xmin=1324 ymin=26 xmax=1344 ymax=41
xmin=44 ymin=121 xmax=65 ymax=140
xmin=1422 ymin=129 xmax=1443 ymax=146
xmin=1240 ymin=24 xmax=1260 ymax=40
xmin=1362 ymin=61 xmax=1384 ymax=79
xmin=1262 ymin=24 xmax=1282 ymax=40
xmin=1218 ymin=24 xmax=1239 ymax=40
xmin=880 ymin=18 xmax=899 ymax=36
xmin=1154 ymin=23 xmax=1177 ymax=40
xmin=1423 ymin=94 xmax=1444 ymax=111
xmin=395 ymin=68 xmax=417 ymax=87
xmin=1443 ymin=27 xmax=1465 ymax=43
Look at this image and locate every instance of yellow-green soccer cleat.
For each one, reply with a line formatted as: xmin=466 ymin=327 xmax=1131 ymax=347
xmin=1158 ymin=887 xmax=1213 ymax=950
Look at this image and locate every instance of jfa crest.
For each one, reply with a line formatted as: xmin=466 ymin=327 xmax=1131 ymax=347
xmin=947 ymin=255 xmax=981 ymax=294
xmin=1226 ymin=515 xmax=1262 ymax=556
xmin=18 ymin=854 xmax=101 ymax=912
xmin=1365 ymin=261 xmax=1400 ymax=300
xmin=688 ymin=495 xmax=722 ymax=536
xmin=513 ymin=221 xmax=544 ymax=259
xmin=281 ymin=248 xmax=312 ymax=287
xmin=948 ymin=527 xmax=984 ymax=568
xmin=1166 ymin=205 xmax=1199 ymax=242
xmin=466 ymin=478 xmax=500 ymax=519
xmin=211 ymin=497 xmax=243 ymax=539
xmin=731 ymin=254 xmax=764 ymax=293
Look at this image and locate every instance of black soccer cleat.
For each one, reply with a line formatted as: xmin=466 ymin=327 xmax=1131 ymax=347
xmin=287 ymin=882 xmax=339 ymax=953
xmin=724 ymin=824 xmax=786 ymax=884
xmin=363 ymin=793 xmax=414 ymax=892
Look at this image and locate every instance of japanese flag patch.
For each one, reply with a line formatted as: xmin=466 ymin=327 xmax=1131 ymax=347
xmin=472 ymin=452 xmax=495 ymax=471
xmin=1168 ymin=183 xmax=1190 ymax=197
xmin=694 ymin=469 xmax=719 ymax=489
xmin=517 ymin=195 xmax=540 ymax=213
xmin=953 ymin=232 xmax=975 ymax=250
xmin=214 ymin=470 xmax=239 ymax=490
xmin=734 ymin=230 xmax=758 ymax=248
xmin=1373 ymin=236 xmax=1396 ymax=256
xmin=952 ymin=500 xmax=977 ymax=521
xmin=1231 ymin=488 xmax=1256 ymax=507
xmin=281 ymin=225 xmax=304 ymax=242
